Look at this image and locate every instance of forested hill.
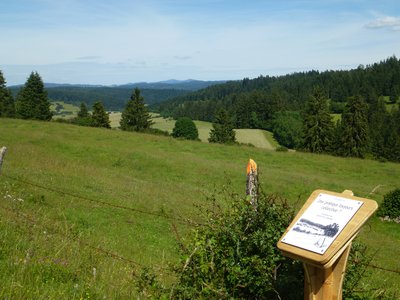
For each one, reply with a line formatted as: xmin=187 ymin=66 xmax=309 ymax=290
xmin=153 ymin=56 xmax=400 ymax=123
xmin=9 ymin=80 xmax=225 ymax=111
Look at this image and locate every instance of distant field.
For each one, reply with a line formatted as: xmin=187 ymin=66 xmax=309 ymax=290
xmin=52 ymin=109 xmax=278 ymax=150
xmin=1 ymin=118 xmax=399 ymax=298
xmin=50 ymin=101 xmax=79 ymax=119
xmin=151 ymin=114 xmax=277 ymax=149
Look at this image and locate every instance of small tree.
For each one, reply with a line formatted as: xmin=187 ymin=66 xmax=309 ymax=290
xmin=15 ymin=71 xmax=52 ymax=120
xmin=172 ymin=117 xmax=199 ymax=140
xmin=91 ymin=101 xmax=110 ymax=128
xmin=73 ymin=102 xmax=92 ymax=126
xmin=338 ymin=95 xmax=369 ymax=158
xmin=77 ymin=102 xmax=89 ymax=118
xmin=0 ymin=70 xmax=15 ymax=118
xmin=301 ymin=86 xmax=334 ymax=153
xmin=208 ymin=109 xmax=236 ymax=144
xmin=120 ymin=88 xmax=153 ymax=132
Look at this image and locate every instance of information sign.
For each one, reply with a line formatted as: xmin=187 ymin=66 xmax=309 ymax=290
xmin=281 ymin=193 xmax=363 ymax=254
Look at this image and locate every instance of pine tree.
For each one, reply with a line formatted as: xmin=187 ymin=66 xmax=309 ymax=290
xmin=0 ymin=70 xmax=15 ymax=118
xmin=208 ymin=109 xmax=236 ymax=144
xmin=120 ymin=88 xmax=153 ymax=132
xmin=368 ymin=97 xmax=388 ymax=159
xmin=383 ymin=108 xmax=400 ymax=162
xmin=77 ymin=102 xmax=89 ymax=118
xmin=339 ymin=95 xmax=369 ymax=158
xmin=91 ymin=101 xmax=110 ymax=128
xmin=15 ymin=72 xmax=52 ymax=120
xmin=301 ymin=86 xmax=334 ymax=153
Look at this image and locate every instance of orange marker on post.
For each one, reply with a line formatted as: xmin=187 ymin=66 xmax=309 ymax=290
xmin=246 ymin=159 xmax=258 ymax=209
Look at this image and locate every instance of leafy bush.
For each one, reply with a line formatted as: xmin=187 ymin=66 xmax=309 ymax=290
xmin=135 ymin=184 xmax=374 ymax=299
xmin=377 ymin=188 xmax=400 ymax=219
xmin=143 ymin=128 xmax=170 ymax=137
xmin=276 ymin=146 xmax=289 ymax=152
xmin=172 ymin=117 xmax=199 ymax=140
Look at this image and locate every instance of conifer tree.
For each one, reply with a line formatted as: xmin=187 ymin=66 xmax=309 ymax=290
xmin=368 ymin=97 xmax=388 ymax=159
xmin=15 ymin=72 xmax=52 ymax=120
xmin=339 ymin=95 xmax=369 ymax=158
xmin=120 ymin=88 xmax=153 ymax=131
xmin=208 ymin=109 xmax=236 ymax=144
xmin=0 ymin=70 xmax=15 ymax=118
xmin=383 ymin=108 xmax=400 ymax=162
xmin=91 ymin=101 xmax=110 ymax=128
xmin=301 ymin=86 xmax=334 ymax=153
xmin=77 ymin=102 xmax=89 ymax=118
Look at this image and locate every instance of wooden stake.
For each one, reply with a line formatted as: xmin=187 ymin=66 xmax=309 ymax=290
xmin=0 ymin=146 xmax=7 ymax=174
xmin=246 ymin=159 xmax=258 ymax=209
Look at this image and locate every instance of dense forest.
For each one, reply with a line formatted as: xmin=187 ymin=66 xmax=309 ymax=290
xmin=9 ymin=80 xmax=224 ymax=111
xmin=151 ymin=56 xmax=400 ymax=161
xmin=9 ymin=86 xmax=188 ymax=111
xmin=154 ymin=57 xmax=400 ymax=121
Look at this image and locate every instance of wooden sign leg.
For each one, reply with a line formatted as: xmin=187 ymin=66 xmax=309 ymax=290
xmin=303 ymin=243 xmax=352 ymax=300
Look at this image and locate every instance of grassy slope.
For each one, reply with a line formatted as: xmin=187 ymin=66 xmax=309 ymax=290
xmin=53 ymin=110 xmax=278 ymax=149
xmin=50 ymin=101 xmax=80 ymax=119
xmin=151 ymin=115 xmax=277 ymax=149
xmin=0 ymin=118 xmax=399 ymax=298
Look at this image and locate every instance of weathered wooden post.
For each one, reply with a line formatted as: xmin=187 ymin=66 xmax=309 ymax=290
xmin=0 ymin=146 xmax=7 ymax=174
xmin=246 ymin=159 xmax=258 ymax=209
xmin=277 ymin=189 xmax=378 ymax=300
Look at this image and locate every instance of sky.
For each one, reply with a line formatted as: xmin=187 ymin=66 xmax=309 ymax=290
xmin=1 ymin=0 xmax=400 ymax=86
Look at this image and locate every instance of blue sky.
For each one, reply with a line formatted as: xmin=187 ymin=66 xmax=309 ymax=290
xmin=1 ymin=0 xmax=400 ymax=85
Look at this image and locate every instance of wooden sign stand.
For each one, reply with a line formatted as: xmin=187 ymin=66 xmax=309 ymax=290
xmin=277 ymin=189 xmax=378 ymax=300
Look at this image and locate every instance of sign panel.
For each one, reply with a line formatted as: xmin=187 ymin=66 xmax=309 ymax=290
xmin=281 ymin=193 xmax=363 ymax=254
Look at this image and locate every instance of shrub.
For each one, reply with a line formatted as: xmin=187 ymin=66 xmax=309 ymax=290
xmin=377 ymin=188 xmax=400 ymax=219
xmin=143 ymin=128 xmax=170 ymax=137
xmin=135 ymin=184 xmax=374 ymax=299
xmin=276 ymin=146 xmax=289 ymax=152
xmin=172 ymin=117 xmax=199 ymax=140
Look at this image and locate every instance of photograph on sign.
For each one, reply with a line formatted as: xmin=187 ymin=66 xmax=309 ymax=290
xmin=281 ymin=193 xmax=363 ymax=254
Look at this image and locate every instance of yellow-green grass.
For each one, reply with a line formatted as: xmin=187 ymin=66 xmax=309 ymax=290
xmin=0 ymin=118 xmax=399 ymax=298
xmin=109 ymin=112 xmax=122 ymax=128
xmin=50 ymin=101 xmax=80 ymax=119
xmin=151 ymin=115 xmax=277 ymax=149
xmin=235 ymin=129 xmax=274 ymax=149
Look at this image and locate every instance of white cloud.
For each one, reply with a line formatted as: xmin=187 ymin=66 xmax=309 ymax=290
xmin=366 ymin=16 xmax=400 ymax=31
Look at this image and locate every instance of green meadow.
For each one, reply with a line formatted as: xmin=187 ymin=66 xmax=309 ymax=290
xmin=1 ymin=118 xmax=399 ymax=298
xmin=49 ymin=103 xmax=279 ymax=149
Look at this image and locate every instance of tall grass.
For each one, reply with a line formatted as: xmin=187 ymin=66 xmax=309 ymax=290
xmin=0 ymin=118 xmax=399 ymax=298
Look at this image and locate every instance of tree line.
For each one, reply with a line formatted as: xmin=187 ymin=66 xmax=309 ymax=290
xmin=153 ymin=56 xmax=400 ymax=162
xmin=0 ymin=71 xmax=52 ymax=120
xmin=0 ymin=71 xmax=155 ymax=134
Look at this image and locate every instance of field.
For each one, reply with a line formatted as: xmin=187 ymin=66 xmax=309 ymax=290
xmin=49 ymin=104 xmax=279 ymax=149
xmin=1 ymin=118 xmax=399 ymax=298
xmin=50 ymin=101 xmax=80 ymax=119
xmin=151 ymin=114 xmax=278 ymax=149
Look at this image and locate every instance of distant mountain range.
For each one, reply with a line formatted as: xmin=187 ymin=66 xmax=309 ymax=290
xmin=11 ymin=79 xmax=226 ymax=91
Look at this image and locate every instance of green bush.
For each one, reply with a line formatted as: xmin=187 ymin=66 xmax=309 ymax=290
xmin=172 ymin=117 xmax=199 ymax=140
xmin=276 ymin=146 xmax=289 ymax=152
xmin=377 ymin=188 xmax=400 ymax=219
xmin=135 ymin=185 xmax=374 ymax=299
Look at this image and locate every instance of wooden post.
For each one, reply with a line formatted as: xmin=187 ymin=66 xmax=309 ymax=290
xmin=277 ymin=189 xmax=378 ymax=300
xmin=0 ymin=146 xmax=6 ymax=174
xmin=303 ymin=241 xmax=352 ymax=300
xmin=246 ymin=159 xmax=258 ymax=209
